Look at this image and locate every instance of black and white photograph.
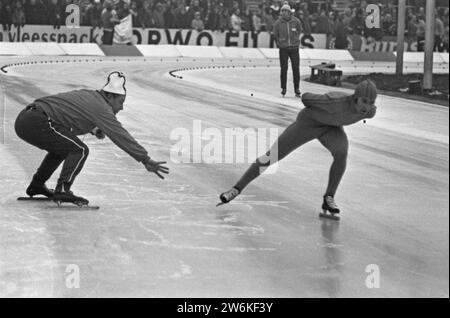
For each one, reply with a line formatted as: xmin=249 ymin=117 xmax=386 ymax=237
xmin=0 ymin=0 xmax=448 ymax=301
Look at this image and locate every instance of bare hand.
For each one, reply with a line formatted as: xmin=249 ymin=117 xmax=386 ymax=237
xmin=144 ymin=159 xmax=169 ymax=179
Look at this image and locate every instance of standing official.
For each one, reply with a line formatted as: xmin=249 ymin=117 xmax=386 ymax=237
xmin=273 ymin=3 xmax=302 ymax=97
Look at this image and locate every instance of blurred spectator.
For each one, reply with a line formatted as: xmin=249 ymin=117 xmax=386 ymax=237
xmin=382 ymin=13 xmax=395 ymax=36
xmin=1 ymin=0 xmax=13 ymax=31
xmin=219 ymin=7 xmax=231 ymax=31
xmin=261 ymin=6 xmax=274 ymax=32
xmin=406 ymin=13 xmax=418 ymax=43
xmin=349 ymin=8 xmax=364 ymax=35
xmin=443 ymin=24 xmax=449 ymax=52
xmin=191 ymin=10 xmax=204 ymax=30
xmin=117 ymin=0 xmax=130 ymax=19
xmin=334 ymin=12 xmax=347 ymax=49
xmin=174 ymin=1 xmax=190 ymax=29
xmin=163 ymin=0 xmax=175 ymax=28
xmin=25 ymin=0 xmax=47 ymax=25
xmin=12 ymin=1 xmax=26 ymax=28
xmin=316 ymin=9 xmax=328 ymax=34
xmin=252 ymin=9 xmax=262 ymax=32
xmin=416 ymin=15 xmax=426 ymax=51
xmin=298 ymin=10 xmax=311 ymax=35
xmin=138 ymin=0 xmax=154 ymax=28
xmin=84 ymin=0 xmax=103 ymax=28
xmin=187 ymin=0 xmax=204 ymax=23
xmin=129 ymin=1 xmax=139 ymax=27
xmin=327 ymin=11 xmax=335 ymax=36
xmin=206 ymin=2 xmax=221 ymax=31
xmin=230 ymin=8 xmax=242 ymax=31
xmin=434 ymin=10 xmax=445 ymax=52
xmin=241 ymin=5 xmax=251 ymax=31
xmin=342 ymin=7 xmax=352 ymax=30
xmin=101 ymin=0 xmax=120 ymax=44
xmin=153 ymin=2 xmax=165 ymax=28
xmin=48 ymin=0 xmax=62 ymax=29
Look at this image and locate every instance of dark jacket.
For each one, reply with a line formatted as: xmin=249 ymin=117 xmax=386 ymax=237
xmin=35 ymin=89 xmax=149 ymax=163
xmin=273 ymin=16 xmax=302 ymax=48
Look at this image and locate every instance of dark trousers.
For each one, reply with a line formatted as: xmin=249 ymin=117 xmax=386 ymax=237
xmin=434 ymin=35 xmax=443 ymax=52
xmin=14 ymin=105 xmax=89 ymax=192
xmin=279 ymin=47 xmax=300 ymax=91
xmin=417 ymin=36 xmax=425 ymax=52
xmin=102 ymin=29 xmax=114 ymax=45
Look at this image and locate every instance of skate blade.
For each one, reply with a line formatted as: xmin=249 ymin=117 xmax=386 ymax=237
xmin=216 ymin=201 xmax=226 ymax=207
xmin=319 ymin=211 xmax=340 ymax=221
xmin=51 ymin=201 xmax=99 ymax=210
xmin=17 ymin=196 xmax=52 ymax=201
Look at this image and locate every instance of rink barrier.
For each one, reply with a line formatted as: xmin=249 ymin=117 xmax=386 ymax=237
xmin=1 ymin=42 xmax=449 ymax=65
xmin=218 ymin=47 xmax=266 ymax=59
xmin=59 ymin=43 xmax=105 ymax=56
xmin=136 ymin=44 xmax=182 ymax=57
xmin=0 ymin=42 xmax=33 ymax=55
xmin=350 ymin=51 xmax=396 ymax=62
xmin=1 ymin=43 xmax=448 ymax=75
xmin=393 ymin=52 xmax=447 ymax=65
xmin=301 ymin=49 xmax=355 ymax=61
xmin=24 ymin=42 xmax=66 ymax=55
xmin=175 ymin=45 xmax=223 ymax=58
xmin=98 ymin=44 xmax=143 ymax=56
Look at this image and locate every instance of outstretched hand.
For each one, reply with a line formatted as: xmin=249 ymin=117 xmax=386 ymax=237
xmin=144 ymin=159 xmax=169 ymax=179
xmin=91 ymin=127 xmax=105 ymax=139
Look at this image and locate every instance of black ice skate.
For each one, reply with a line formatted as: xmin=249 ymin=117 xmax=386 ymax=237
xmin=53 ymin=190 xmax=89 ymax=207
xmin=18 ymin=184 xmax=55 ymax=201
xmin=319 ymin=195 xmax=340 ymax=220
xmin=295 ymin=90 xmax=301 ymax=98
xmin=281 ymin=89 xmax=286 ymax=97
xmin=217 ymin=187 xmax=241 ymax=206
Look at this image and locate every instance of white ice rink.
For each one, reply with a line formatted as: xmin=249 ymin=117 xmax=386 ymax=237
xmin=0 ymin=56 xmax=448 ymax=297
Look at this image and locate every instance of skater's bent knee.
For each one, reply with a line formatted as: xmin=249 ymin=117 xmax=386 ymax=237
xmin=75 ymin=144 xmax=89 ymax=156
xmin=332 ymin=149 xmax=347 ymax=160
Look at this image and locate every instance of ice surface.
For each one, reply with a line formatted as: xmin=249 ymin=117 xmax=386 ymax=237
xmin=0 ymin=57 xmax=448 ymax=297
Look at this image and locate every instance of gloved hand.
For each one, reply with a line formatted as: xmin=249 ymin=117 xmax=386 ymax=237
xmin=143 ymin=158 xmax=169 ymax=179
xmin=91 ymin=127 xmax=105 ymax=139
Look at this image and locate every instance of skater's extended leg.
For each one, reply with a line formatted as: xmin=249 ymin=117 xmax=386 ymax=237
xmin=319 ymin=127 xmax=348 ymax=197
xmin=234 ymin=115 xmax=321 ymax=192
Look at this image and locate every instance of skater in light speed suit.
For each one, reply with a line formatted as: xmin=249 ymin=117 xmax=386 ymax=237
xmin=15 ymin=71 xmax=169 ymax=204
xmin=219 ymin=80 xmax=378 ymax=215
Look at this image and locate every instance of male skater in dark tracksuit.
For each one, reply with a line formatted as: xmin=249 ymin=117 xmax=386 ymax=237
xmin=15 ymin=71 xmax=169 ymax=204
xmin=273 ymin=3 xmax=302 ymax=97
xmin=219 ymin=80 xmax=378 ymax=216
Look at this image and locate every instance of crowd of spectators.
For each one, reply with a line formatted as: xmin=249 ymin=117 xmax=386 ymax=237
xmin=0 ymin=0 xmax=448 ymax=51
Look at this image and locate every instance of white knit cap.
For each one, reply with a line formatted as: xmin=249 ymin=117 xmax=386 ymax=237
xmin=281 ymin=4 xmax=291 ymax=11
xmin=102 ymin=71 xmax=126 ymax=95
